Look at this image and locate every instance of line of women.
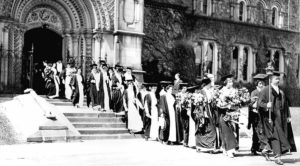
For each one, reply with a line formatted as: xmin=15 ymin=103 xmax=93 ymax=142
xmin=136 ymin=73 xmax=296 ymax=165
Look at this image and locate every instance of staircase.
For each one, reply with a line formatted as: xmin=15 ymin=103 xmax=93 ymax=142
xmin=46 ymin=97 xmax=142 ymax=141
xmin=64 ymin=112 xmax=142 ymax=140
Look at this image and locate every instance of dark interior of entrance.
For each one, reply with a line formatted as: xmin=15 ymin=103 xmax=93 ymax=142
xmin=23 ymin=27 xmax=62 ymax=94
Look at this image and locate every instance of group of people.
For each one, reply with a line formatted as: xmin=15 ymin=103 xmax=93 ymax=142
xmin=131 ymin=72 xmax=296 ymax=165
xmin=41 ymin=60 xmax=296 ymax=165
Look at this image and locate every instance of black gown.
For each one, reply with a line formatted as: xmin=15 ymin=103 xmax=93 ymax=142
xmin=258 ymin=86 xmax=297 ymax=155
xmin=159 ymin=94 xmax=183 ymax=143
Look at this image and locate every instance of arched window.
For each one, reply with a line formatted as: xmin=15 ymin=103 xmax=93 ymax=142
xmin=239 ymin=1 xmax=245 ymax=21
xmin=273 ymin=51 xmax=280 ymax=71
xmin=194 ymin=43 xmax=202 ymax=76
xmin=204 ymin=43 xmax=214 ymax=74
xmin=242 ymin=48 xmax=248 ymax=81
xmin=272 ymin=7 xmax=278 ymax=26
xmin=232 ymin=47 xmax=239 ymax=78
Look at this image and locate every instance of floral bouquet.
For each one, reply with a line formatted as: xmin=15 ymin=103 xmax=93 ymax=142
xmin=215 ymin=88 xmax=241 ymax=110
xmin=182 ymin=93 xmax=193 ymax=109
xmin=191 ymin=92 xmax=207 ymax=106
xmin=237 ymin=87 xmax=251 ymax=106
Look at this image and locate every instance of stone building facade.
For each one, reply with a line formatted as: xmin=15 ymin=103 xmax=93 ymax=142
xmin=0 ymin=0 xmax=144 ymax=93
xmin=142 ymin=0 xmax=300 ymax=89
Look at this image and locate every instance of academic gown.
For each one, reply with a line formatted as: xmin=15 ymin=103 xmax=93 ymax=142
xmin=98 ymin=71 xmax=111 ymax=110
xmin=193 ymin=90 xmax=217 ymax=150
xmin=110 ymin=75 xmax=124 ymax=113
xmin=258 ymin=86 xmax=296 ymax=155
xmin=71 ymin=74 xmax=85 ymax=107
xmin=178 ymin=92 xmax=190 ymax=145
xmin=124 ymin=88 xmax=143 ymax=132
xmin=86 ymin=72 xmax=100 ymax=107
xmin=144 ymin=93 xmax=152 ymax=138
xmin=159 ymin=93 xmax=183 ymax=143
xmin=248 ymin=88 xmax=261 ymax=152
xmin=44 ymin=68 xmax=56 ymax=97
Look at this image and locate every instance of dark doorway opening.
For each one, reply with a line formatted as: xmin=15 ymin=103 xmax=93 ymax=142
xmin=22 ymin=28 xmax=62 ymax=94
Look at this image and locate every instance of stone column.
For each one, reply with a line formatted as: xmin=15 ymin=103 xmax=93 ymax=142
xmin=211 ymin=0 xmax=217 ymax=17
xmin=93 ymin=33 xmax=102 ymax=63
xmin=238 ymin=45 xmax=244 ymax=81
xmin=247 ymin=5 xmax=251 ymax=22
xmin=279 ymin=50 xmax=284 ymax=73
xmin=233 ymin=3 xmax=239 ymax=21
xmin=252 ymin=49 xmax=257 ymax=74
xmin=247 ymin=47 xmax=254 ymax=82
xmin=279 ymin=11 xmax=284 ymax=28
xmin=85 ymin=33 xmax=93 ymax=76
xmin=230 ymin=3 xmax=235 ymax=20
xmin=72 ymin=34 xmax=80 ymax=61
xmin=213 ymin=43 xmax=218 ymax=77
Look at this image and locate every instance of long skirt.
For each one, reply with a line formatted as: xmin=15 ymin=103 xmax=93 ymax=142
xmin=127 ymin=100 xmax=143 ymax=132
xmin=111 ymin=89 xmax=123 ymax=113
xmin=65 ymin=76 xmax=72 ymax=100
xmin=188 ymin=114 xmax=196 ymax=147
xmin=195 ymin=118 xmax=216 ymax=150
xmin=72 ymin=83 xmax=84 ymax=107
xmin=219 ymin=113 xmax=238 ymax=151
xmin=150 ymin=107 xmax=159 ymax=140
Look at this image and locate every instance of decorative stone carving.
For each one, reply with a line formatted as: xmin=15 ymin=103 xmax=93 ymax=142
xmin=26 ymin=8 xmax=63 ymax=30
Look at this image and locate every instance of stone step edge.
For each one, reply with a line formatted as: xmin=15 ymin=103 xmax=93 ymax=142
xmin=27 ymin=134 xmax=142 ymax=142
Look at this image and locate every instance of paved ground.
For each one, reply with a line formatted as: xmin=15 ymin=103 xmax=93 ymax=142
xmin=0 ymin=137 xmax=299 ymax=166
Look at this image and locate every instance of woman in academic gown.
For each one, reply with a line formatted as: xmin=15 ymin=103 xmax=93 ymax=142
xmin=123 ymin=80 xmax=144 ymax=133
xmin=43 ymin=63 xmax=56 ymax=97
xmin=194 ymin=78 xmax=217 ymax=152
xmin=71 ymin=68 xmax=85 ymax=108
xmin=65 ymin=62 xmax=76 ymax=100
xmin=144 ymin=83 xmax=159 ymax=141
xmin=86 ymin=64 xmax=100 ymax=109
xmin=159 ymin=85 xmax=183 ymax=144
xmin=98 ymin=64 xmax=111 ymax=111
xmin=258 ymin=71 xmax=296 ymax=165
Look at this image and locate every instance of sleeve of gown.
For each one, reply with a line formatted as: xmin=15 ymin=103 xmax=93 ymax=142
xmin=159 ymin=96 xmax=166 ymax=118
xmin=258 ymin=87 xmax=268 ymax=112
xmin=144 ymin=94 xmax=152 ymax=115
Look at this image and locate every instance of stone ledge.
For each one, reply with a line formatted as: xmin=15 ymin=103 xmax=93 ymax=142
xmin=113 ymin=30 xmax=145 ymax=37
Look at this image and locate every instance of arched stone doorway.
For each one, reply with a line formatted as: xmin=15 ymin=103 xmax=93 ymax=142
xmin=22 ymin=27 xmax=63 ymax=94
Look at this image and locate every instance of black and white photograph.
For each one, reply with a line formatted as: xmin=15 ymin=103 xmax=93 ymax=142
xmin=0 ymin=0 xmax=299 ymax=165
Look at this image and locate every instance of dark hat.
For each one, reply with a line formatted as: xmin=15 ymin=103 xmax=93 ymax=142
xmin=90 ymin=63 xmax=97 ymax=68
xmin=272 ymin=71 xmax=285 ymax=76
xmin=126 ymin=66 xmax=133 ymax=70
xmin=102 ymin=63 xmax=108 ymax=68
xmin=179 ymin=83 xmax=188 ymax=89
xmin=99 ymin=60 xmax=106 ymax=64
xmin=221 ymin=74 xmax=234 ymax=82
xmin=253 ymin=73 xmax=268 ymax=80
xmin=115 ymin=64 xmax=122 ymax=68
xmin=201 ymin=78 xmax=212 ymax=87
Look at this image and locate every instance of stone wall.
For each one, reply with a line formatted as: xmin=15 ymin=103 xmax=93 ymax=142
xmin=143 ymin=0 xmax=300 ymax=105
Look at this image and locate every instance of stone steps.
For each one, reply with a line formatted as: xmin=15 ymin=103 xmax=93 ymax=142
xmin=73 ymin=122 xmax=126 ymax=128
xmin=77 ymin=128 xmax=129 ymax=135
xmin=67 ymin=117 xmax=125 ymax=123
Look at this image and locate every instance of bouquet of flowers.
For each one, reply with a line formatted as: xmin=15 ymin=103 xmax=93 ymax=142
xmin=191 ymin=92 xmax=207 ymax=106
xmin=182 ymin=93 xmax=193 ymax=109
xmin=237 ymin=87 xmax=251 ymax=106
xmin=215 ymin=88 xmax=241 ymax=110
